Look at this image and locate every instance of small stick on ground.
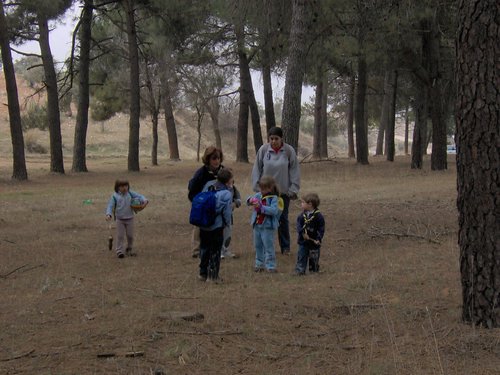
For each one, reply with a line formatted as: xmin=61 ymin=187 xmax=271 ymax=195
xmin=0 ymin=264 xmax=28 ymax=279
xmin=1 ymin=349 xmax=35 ymax=362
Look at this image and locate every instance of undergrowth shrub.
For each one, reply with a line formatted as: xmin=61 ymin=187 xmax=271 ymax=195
xmin=21 ymin=103 xmax=49 ymax=131
xmin=24 ymin=132 xmax=47 ymax=154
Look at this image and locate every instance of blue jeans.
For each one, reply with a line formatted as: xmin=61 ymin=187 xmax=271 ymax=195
xmin=199 ymin=227 xmax=224 ymax=280
xmin=295 ymin=244 xmax=321 ymax=274
xmin=253 ymin=226 xmax=277 ymax=270
xmin=278 ymin=194 xmax=290 ymax=253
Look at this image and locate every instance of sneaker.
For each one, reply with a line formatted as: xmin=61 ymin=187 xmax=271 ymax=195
xmin=281 ymin=249 xmax=291 ymax=256
xmin=206 ymin=277 xmax=222 ymax=284
xmin=197 ymin=274 xmax=207 ymax=282
xmin=294 ymin=271 xmax=305 ymax=276
xmin=221 ymin=249 xmax=237 ymax=259
xmin=266 ymin=268 xmax=278 ymax=273
xmin=254 ymin=267 xmax=265 ymax=273
xmin=117 ymin=253 xmax=125 ymax=259
xmin=192 ymin=250 xmax=199 ymax=258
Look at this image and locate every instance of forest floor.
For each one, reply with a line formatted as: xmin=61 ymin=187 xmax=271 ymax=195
xmin=1 ymin=124 xmax=499 ymax=374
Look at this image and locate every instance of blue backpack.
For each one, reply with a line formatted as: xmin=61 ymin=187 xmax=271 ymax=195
xmin=189 ymin=189 xmax=218 ymax=227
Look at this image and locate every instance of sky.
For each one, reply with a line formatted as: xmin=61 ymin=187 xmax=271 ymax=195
xmin=11 ymin=5 xmax=315 ymax=106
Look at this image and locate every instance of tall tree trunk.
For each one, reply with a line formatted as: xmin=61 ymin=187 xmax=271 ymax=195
xmin=429 ymin=14 xmax=447 ymax=170
xmin=261 ymin=3 xmax=276 ymax=133
xmin=404 ymin=103 xmax=409 ymax=155
xmin=355 ymin=55 xmax=369 ymax=165
xmin=281 ymin=0 xmax=307 ymax=150
xmin=411 ymin=82 xmax=427 ymax=169
xmin=456 ymin=0 xmax=499 ymax=328
xmin=347 ymin=75 xmax=355 ymax=158
xmin=161 ymin=78 xmax=180 ymax=161
xmin=376 ymin=70 xmax=391 ymax=156
xmin=38 ymin=14 xmax=64 ymax=174
xmin=72 ymin=0 xmax=93 ymax=173
xmin=0 ymin=0 xmax=27 ymax=180
xmin=248 ymin=80 xmax=263 ymax=154
xmin=312 ymin=72 xmax=323 ymax=160
xmin=151 ymin=109 xmax=159 ymax=166
xmin=124 ymin=0 xmax=140 ymax=171
xmin=320 ymin=73 xmax=328 ymax=159
xmin=235 ymin=23 xmax=249 ymax=162
xmin=385 ymin=70 xmax=397 ymax=162
xmin=207 ymin=97 xmax=222 ymax=150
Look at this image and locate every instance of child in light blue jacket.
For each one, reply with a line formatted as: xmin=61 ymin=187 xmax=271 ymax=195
xmin=247 ymin=176 xmax=282 ymax=273
xmin=105 ymin=179 xmax=148 ymax=258
xmin=198 ymin=168 xmax=233 ymax=282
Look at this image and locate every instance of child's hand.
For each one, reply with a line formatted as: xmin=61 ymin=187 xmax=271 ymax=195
xmin=106 ymin=215 xmax=112 ymax=221
xmin=234 ymin=199 xmax=242 ymax=208
xmin=303 ymin=231 xmax=309 ymax=240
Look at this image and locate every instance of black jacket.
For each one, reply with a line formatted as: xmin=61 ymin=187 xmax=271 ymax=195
xmin=296 ymin=209 xmax=325 ymax=249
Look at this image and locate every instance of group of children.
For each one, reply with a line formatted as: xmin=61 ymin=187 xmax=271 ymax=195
xmin=104 ymin=154 xmax=325 ymax=282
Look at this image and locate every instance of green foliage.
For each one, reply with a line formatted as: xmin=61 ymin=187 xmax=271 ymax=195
xmin=14 ymin=56 xmax=44 ymax=88
xmin=21 ymin=103 xmax=49 ymax=131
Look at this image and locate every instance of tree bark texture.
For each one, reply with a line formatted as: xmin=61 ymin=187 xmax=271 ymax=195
xmin=320 ymin=74 xmax=328 ymax=159
xmin=404 ymin=103 xmax=409 ymax=155
xmin=248 ymin=80 xmax=263 ymax=154
xmin=355 ymin=54 xmax=369 ymax=165
xmin=124 ymin=0 xmax=140 ymax=171
xmin=281 ymin=0 xmax=307 ymax=151
xmin=207 ymin=97 xmax=222 ymax=150
xmin=376 ymin=70 xmax=391 ymax=156
xmin=38 ymin=14 xmax=64 ymax=174
xmin=385 ymin=70 xmax=397 ymax=162
xmin=347 ymin=75 xmax=355 ymax=158
xmin=411 ymin=83 xmax=427 ymax=169
xmin=0 ymin=0 xmax=28 ymax=180
xmin=312 ymin=73 xmax=323 ymax=160
xmin=428 ymin=14 xmax=447 ymax=170
xmin=261 ymin=42 xmax=276 ymax=133
xmin=456 ymin=0 xmax=499 ymax=328
xmin=161 ymin=78 xmax=180 ymax=161
xmin=72 ymin=0 xmax=93 ymax=173
xmin=235 ymin=23 xmax=249 ymax=162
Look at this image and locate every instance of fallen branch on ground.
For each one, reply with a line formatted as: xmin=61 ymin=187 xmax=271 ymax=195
xmin=367 ymin=226 xmax=441 ymax=244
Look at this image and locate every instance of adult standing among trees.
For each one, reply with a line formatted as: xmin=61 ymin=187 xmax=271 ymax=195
xmin=252 ymin=127 xmax=301 ymax=256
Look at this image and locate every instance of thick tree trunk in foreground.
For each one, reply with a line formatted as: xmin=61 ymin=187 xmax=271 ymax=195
xmin=235 ymin=23 xmax=249 ymax=162
xmin=161 ymin=78 xmax=180 ymax=161
xmin=456 ymin=0 xmax=499 ymax=328
xmin=0 ymin=0 xmax=27 ymax=180
xmin=385 ymin=70 xmax=397 ymax=162
xmin=72 ymin=0 xmax=93 ymax=172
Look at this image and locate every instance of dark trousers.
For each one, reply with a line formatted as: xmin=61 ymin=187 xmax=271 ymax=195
xmin=295 ymin=244 xmax=321 ymax=274
xmin=199 ymin=227 xmax=224 ymax=280
xmin=278 ymin=194 xmax=290 ymax=253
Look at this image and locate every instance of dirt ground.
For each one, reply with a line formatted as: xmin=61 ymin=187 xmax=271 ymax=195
xmin=1 ymin=148 xmax=499 ymax=375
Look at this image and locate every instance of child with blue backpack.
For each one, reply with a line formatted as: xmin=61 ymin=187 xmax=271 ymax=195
xmin=105 ymin=179 xmax=148 ymax=258
xmin=193 ymin=168 xmax=234 ymax=282
xmin=246 ymin=176 xmax=283 ymax=273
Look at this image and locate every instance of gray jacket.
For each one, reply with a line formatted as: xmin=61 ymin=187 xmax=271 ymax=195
xmin=251 ymin=143 xmax=300 ymax=196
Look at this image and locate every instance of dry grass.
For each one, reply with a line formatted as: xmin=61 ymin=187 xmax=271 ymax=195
xmin=0 ymin=91 xmax=498 ymax=374
xmin=1 ymin=146 xmax=499 ymax=374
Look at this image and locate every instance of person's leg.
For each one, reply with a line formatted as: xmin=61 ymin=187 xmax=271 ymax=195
xmin=198 ymin=229 xmax=210 ymax=280
xmin=262 ymin=228 xmax=277 ymax=271
xmin=191 ymin=226 xmax=200 ymax=258
xmin=309 ymin=247 xmax=320 ymax=272
xmin=115 ymin=219 xmax=126 ymax=257
xmin=221 ymin=224 xmax=235 ymax=258
xmin=125 ymin=218 xmax=135 ymax=255
xmin=207 ymin=228 xmax=224 ymax=280
xmin=253 ymin=227 xmax=265 ymax=270
xmin=295 ymin=244 xmax=308 ymax=274
xmin=278 ymin=194 xmax=291 ymax=254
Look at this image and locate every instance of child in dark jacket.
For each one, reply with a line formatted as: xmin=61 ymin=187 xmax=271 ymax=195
xmin=188 ymin=146 xmax=241 ymax=258
xmin=295 ymin=193 xmax=325 ymax=274
xmin=198 ymin=168 xmax=234 ymax=282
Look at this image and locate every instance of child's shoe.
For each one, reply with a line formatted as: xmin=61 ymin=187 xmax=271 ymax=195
xmin=117 ymin=252 xmax=125 ymax=258
xmin=254 ymin=266 xmax=265 ymax=273
xmin=266 ymin=268 xmax=278 ymax=273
